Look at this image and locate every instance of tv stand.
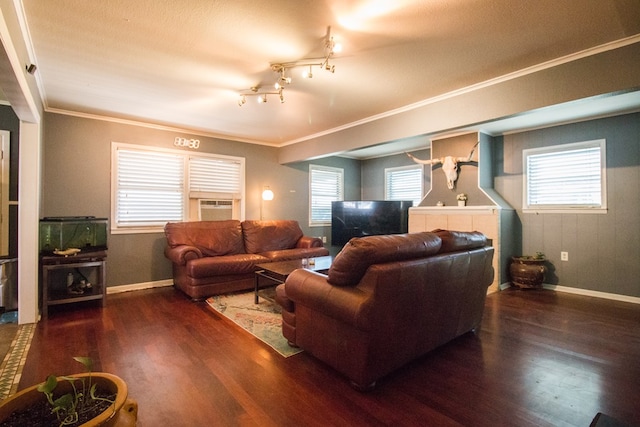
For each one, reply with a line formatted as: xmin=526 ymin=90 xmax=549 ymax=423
xmin=40 ymin=251 xmax=107 ymax=319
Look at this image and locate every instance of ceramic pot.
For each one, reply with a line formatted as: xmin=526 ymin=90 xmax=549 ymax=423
xmin=457 ymin=200 xmax=466 ymax=206
xmin=0 ymin=372 xmax=138 ymax=426
xmin=510 ymin=257 xmax=546 ymax=289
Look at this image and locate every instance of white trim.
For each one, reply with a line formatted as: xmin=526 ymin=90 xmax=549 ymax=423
xmin=106 ymin=279 xmax=174 ymax=294
xmin=45 ymin=107 xmax=279 ymax=147
xmin=498 ymin=281 xmax=640 ymax=305
xmin=542 ymin=284 xmax=640 ymax=305
xmin=283 ymin=35 xmax=640 ymax=146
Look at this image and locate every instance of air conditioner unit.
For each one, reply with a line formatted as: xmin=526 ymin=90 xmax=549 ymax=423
xmin=199 ymin=199 xmax=233 ymax=221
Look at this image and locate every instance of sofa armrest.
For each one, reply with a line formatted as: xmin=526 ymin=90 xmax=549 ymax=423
xmin=296 ymin=235 xmax=324 ymax=248
xmin=164 ymin=245 xmax=203 ymax=265
xmin=285 ymin=269 xmax=372 ymax=331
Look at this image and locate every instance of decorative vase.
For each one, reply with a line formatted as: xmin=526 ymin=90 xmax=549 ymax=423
xmin=510 ymin=257 xmax=546 ymax=289
xmin=0 ymin=372 xmax=138 ymax=426
xmin=457 ymin=200 xmax=466 ymax=206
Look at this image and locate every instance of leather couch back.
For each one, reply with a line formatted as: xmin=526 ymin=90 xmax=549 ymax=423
xmin=164 ymin=220 xmax=245 ymax=256
xmin=327 ymin=230 xmax=489 ymax=287
xmin=327 ymin=232 xmax=442 ymax=287
xmin=242 ymin=220 xmax=304 ymax=254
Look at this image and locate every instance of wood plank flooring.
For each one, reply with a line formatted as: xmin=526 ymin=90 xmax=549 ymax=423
xmin=18 ymin=287 xmax=640 ymax=427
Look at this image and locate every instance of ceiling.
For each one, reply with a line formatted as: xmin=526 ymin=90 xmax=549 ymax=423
xmin=17 ymin=0 xmax=640 ymax=158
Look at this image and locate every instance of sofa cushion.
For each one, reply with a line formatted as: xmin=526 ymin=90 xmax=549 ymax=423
xmin=165 ymin=220 xmax=245 ymax=257
xmin=242 ymin=220 xmax=304 ymax=254
xmin=327 ymin=232 xmax=442 ymax=287
xmin=186 ymin=253 xmax=268 ymax=277
xmin=432 ymin=229 xmax=488 ymax=253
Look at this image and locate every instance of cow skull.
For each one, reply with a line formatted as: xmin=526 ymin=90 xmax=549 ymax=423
xmin=406 ymin=141 xmax=479 ymax=190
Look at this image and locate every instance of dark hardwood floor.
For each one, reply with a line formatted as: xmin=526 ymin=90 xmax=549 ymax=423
xmin=19 ymin=287 xmax=640 ymax=426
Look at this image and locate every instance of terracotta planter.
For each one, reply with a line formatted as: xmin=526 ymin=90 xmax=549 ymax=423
xmin=0 ymin=373 xmax=138 ymax=426
xmin=510 ymin=257 xmax=546 ymax=289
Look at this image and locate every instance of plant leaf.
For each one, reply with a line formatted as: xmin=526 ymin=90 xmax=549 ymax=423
xmin=37 ymin=375 xmax=58 ymax=394
xmin=73 ymin=356 xmax=93 ymax=371
xmin=53 ymin=393 xmax=74 ymax=411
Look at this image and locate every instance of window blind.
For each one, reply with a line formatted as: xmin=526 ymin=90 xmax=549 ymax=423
xmin=310 ymin=165 xmax=344 ymax=225
xmin=189 ymin=156 xmax=242 ymax=197
xmin=525 ymin=140 xmax=605 ymax=209
xmin=116 ymin=148 xmax=184 ymax=226
xmin=385 ymin=165 xmax=422 ymax=206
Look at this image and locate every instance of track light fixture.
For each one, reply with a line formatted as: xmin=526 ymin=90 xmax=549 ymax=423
xmin=237 ymin=26 xmax=340 ymax=107
xmin=238 ymin=86 xmax=284 ymax=106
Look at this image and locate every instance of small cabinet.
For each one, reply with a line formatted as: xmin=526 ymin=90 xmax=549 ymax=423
xmin=40 ymin=251 xmax=107 ymax=319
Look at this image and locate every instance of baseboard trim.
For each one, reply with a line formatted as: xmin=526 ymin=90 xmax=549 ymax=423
xmin=542 ymin=284 xmax=640 ymax=305
xmin=106 ymin=279 xmax=174 ymax=294
xmin=107 ymin=280 xmax=640 ymax=306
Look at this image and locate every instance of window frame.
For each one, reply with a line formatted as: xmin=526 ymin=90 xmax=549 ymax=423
xmin=111 ymin=142 xmax=245 ymax=233
xmin=384 ymin=164 xmax=423 ymax=206
xmin=309 ymin=164 xmax=344 ymax=227
xmin=522 ymin=139 xmax=607 ymax=214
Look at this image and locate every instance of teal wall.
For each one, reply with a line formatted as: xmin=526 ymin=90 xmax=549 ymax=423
xmin=495 ymin=112 xmax=640 ymax=297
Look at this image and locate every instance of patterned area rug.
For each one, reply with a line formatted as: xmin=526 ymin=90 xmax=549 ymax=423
xmin=206 ymin=289 xmax=302 ymax=358
xmin=0 ymin=323 xmax=35 ymax=399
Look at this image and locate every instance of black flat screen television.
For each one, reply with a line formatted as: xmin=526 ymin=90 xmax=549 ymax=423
xmin=331 ymin=200 xmax=413 ymax=246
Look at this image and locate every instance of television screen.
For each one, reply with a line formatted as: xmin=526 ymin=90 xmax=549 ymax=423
xmin=331 ymin=200 xmax=413 ymax=246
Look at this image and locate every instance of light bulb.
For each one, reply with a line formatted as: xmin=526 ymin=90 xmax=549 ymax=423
xmin=303 ymin=66 xmax=313 ymax=78
xmin=262 ymin=187 xmax=274 ymax=200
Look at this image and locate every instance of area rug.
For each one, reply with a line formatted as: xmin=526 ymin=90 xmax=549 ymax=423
xmin=206 ymin=289 xmax=302 ymax=358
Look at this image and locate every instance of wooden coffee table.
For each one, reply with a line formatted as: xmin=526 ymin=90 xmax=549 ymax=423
xmin=254 ymin=256 xmax=332 ymax=303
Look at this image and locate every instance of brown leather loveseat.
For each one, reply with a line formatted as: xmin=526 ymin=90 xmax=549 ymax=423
xmin=275 ymin=229 xmax=494 ymax=390
xmin=164 ymin=219 xmax=329 ymax=299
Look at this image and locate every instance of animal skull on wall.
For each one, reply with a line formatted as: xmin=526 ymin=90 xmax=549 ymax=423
xmin=406 ymin=141 xmax=479 ymax=190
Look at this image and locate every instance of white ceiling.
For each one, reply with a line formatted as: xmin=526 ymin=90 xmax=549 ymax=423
xmin=18 ymin=0 xmax=640 ymax=158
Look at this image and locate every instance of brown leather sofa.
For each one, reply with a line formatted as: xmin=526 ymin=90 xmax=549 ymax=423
xmin=275 ymin=229 xmax=494 ymax=390
xmin=164 ymin=219 xmax=329 ymax=299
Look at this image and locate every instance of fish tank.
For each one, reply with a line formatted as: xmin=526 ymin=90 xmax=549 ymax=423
xmin=39 ymin=216 xmax=108 ymax=254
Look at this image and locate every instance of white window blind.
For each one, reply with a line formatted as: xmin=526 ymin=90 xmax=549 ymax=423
xmin=385 ymin=165 xmax=422 ymax=206
xmin=524 ymin=139 xmax=606 ymax=211
xmin=116 ymin=148 xmax=184 ymax=227
xmin=189 ymin=156 xmax=242 ymax=197
xmin=113 ymin=143 xmax=245 ymax=231
xmin=309 ymin=165 xmax=344 ymax=226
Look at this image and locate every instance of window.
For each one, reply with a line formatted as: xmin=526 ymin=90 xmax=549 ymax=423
xmin=309 ymin=165 xmax=344 ymax=226
xmin=385 ymin=165 xmax=423 ymax=206
xmin=112 ymin=143 xmax=244 ymax=232
xmin=523 ymin=139 xmax=606 ymax=212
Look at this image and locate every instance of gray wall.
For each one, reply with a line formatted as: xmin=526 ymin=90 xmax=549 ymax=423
xmin=495 ymin=112 xmax=640 ymax=298
xmin=361 ymin=148 xmax=430 ymax=201
xmin=42 ymin=112 xmax=360 ymax=286
xmin=42 ymin=110 xmax=640 ymax=299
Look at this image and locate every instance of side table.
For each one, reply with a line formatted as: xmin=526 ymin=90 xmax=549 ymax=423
xmin=40 ymin=251 xmax=107 ymax=319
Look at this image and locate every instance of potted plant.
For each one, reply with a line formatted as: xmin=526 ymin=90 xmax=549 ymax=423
xmin=510 ymin=252 xmax=547 ymax=289
xmin=456 ymin=193 xmax=467 ymax=206
xmin=0 ymin=357 xmax=137 ymax=427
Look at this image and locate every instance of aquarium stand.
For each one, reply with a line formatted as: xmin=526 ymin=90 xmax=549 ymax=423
xmin=40 ymin=250 xmax=107 ymax=319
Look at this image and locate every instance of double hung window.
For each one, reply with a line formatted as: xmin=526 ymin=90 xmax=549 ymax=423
xmin=309 ymin=165 xmax=344 ymax=226
xmin=385 ymin=165 xmax=423 ymax=206
xmin=523 ymin=139 xmax=606 ymax=212
xmin=112 ymin=143 xmax=245 ymax=232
